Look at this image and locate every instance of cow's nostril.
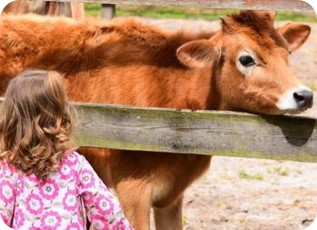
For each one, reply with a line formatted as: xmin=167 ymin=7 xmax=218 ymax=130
xmin=293 ymin=90 xmax=313 ymax=109
xmin=293 ymin=92 xmax=305 ymax=102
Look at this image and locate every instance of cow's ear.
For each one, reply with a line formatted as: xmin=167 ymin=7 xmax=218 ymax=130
xmin=277 ymin=23 xmax=311 ymax=52
xmin=177 ymin=40 xmax=215 ymax=68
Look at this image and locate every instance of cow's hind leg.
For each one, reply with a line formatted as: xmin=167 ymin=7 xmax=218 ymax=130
xmin=154 ymin=195 xmax=183 ymax=230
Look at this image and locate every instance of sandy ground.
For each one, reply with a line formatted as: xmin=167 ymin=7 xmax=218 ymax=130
xmin=141 ymin=18 xmax=317 ymax=230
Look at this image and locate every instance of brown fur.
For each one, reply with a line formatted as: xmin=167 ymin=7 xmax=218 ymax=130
xmin=0 ymin=11 xmax=312 ymax=229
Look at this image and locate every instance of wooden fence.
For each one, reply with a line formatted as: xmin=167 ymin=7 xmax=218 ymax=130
xmin=43 ymin=0 xmax=316 ymax=162
xmin=72 ymin=102 xmax=317 ymax=162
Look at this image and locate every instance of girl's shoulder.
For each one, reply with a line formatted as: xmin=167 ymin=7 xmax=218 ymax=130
xmin=0 ymin=159 xmax=17 ymax=174
xmin=0 ymin=159 xmax=19 ymax=183
xmin=61 ymin=150 xmax=86 ymax=167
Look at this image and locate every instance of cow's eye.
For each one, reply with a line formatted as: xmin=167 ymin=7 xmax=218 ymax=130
xmin=239 ymin=55 xmax=256 ymax=67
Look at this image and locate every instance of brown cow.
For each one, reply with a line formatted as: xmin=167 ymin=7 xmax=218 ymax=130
xmin=0 ymin=11 xmax=313 ymax=229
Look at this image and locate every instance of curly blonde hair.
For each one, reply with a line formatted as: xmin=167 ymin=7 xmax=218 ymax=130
xmin=0 ymin=69 xmax=75 ymax=179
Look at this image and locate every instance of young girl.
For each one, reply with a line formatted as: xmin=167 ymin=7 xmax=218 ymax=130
xmin=0 ymin=70 xmax=133 ymax=230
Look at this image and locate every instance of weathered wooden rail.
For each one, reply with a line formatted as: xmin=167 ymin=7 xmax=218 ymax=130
xmin=71 ymin=102 xmax=317 ymax=162
xmin=13 ymin=0 xmax=317 ymax=163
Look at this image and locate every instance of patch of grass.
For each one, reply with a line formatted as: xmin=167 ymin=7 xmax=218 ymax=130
xmin=85 ymin=4 xmax=317 ymax=22
xmin=182 ymin=216 xmax=189 ymax=225
xmin=279 ymin=167 xmax=289 ymax=176
xmin=267 ymin=166 xmax=290 ymax=176
xmin=116 ymin=6 xmax=235 ymax=21
xmin=296 ymin=169 xmax=303 ymax=175
xmin=85 ymin=3 xmax=102 ymax=17
xmin=239 ymin=218 xmax=249 ymax=224
xmin=239 ymin=170 xmax=264 ymax=180
xmin=276 ymin=11 xmax=317 ymax=22
xmin=215 ymin=201 xmax=225 ymax=209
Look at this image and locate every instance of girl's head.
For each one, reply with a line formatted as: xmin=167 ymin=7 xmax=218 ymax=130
xmin=0 ymin=69 xmax=74 ymax=179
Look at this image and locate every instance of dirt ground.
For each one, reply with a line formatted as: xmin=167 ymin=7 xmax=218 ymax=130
xmin=142 ymin=18 xmax=317 ymax=230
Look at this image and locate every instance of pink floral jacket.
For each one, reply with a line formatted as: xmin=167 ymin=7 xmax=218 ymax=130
xmin=0 ymin=151 xmax=133 ymax=230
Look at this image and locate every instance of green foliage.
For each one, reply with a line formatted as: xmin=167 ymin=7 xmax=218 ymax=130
xmin=116 ymin=6 xmax=234 ymax=20
xmin=84 ymin=4 xmax=317 ymax=22
xmin=267 ymin=166 xmax=290 ymax=176
xmin=276 ymin=11 xmax=317 ymax=22
xmin=215 ymin=201 xmax=225 ymax=209
xmin=85 ymin=3 xmax=102 ymax=17
xmin=182 ymin=215 xmax=189 ymax=225
xmin=239 ymin=170 xmax=264 ymax=180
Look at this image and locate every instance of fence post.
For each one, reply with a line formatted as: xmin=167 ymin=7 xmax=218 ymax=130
xmin=101 ymin=3 xmax=115 ymax=19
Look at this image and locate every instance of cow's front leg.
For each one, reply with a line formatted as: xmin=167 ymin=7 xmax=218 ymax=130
xmin=116 ymin=179 xmax=152 ymax=230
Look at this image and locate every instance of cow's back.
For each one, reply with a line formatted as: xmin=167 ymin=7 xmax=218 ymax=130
xmin=64 ymin=19 xmax=215 ymax=110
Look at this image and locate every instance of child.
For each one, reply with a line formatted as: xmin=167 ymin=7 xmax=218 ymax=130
xmin=0 ymin=69 xmax=133 ymax=230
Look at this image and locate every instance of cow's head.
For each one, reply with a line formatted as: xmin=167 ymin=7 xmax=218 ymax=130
xmin=177 ymin=10 xmax=313 ymax=115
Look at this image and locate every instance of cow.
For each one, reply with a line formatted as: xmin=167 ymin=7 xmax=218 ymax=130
xmin=0 ymin=10 xmax=313 ymax=229
xmin=2 ymin=0 xmax=84 ymax=19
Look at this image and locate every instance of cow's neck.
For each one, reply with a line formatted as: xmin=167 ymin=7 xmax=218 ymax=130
xmin=163 ymin=67 xmax=219 ymax=111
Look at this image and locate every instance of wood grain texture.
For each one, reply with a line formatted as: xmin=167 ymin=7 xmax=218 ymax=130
xmin=71 ymin=102 xmax=317 ymax=162
xmin=49 ymin=0 xmax=314 ymax=12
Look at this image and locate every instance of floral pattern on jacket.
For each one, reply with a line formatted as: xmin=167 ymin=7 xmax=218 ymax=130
xmin=0 ymin=151 xmax=133 ymax=230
